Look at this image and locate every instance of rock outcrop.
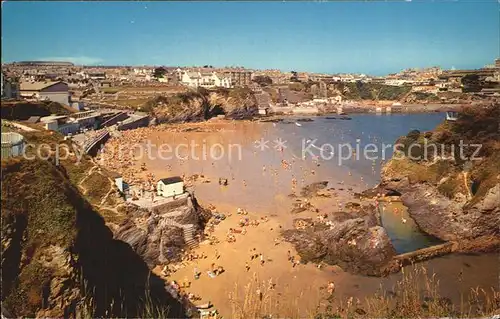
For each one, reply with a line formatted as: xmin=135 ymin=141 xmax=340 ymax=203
xmin=115 ymin=195 xmax=209 ymax=267
xmin=373 ymin=104 xmax=500 ymax=243
xmin=1 ymin=158 xmax=188 ymax=318
xmin=147 ymin=88 xmax=258 ymax=123
xmin=283 ymin=204 xmax=395 ymax=276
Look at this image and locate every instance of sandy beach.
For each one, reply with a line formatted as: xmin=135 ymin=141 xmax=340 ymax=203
xmin=100 ymin=118 xmax=499 ymax=317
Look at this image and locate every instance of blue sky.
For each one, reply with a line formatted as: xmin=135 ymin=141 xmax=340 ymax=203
xmin=1 ymin=1 xmax=498 ymax=75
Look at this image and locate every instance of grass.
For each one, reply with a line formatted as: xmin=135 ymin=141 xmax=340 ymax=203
xmin=81 ymin=171 xmax=112 ymax=205
xmin=1 ymin=159 xmax=78 ymax=316
xmin=1 ymin=159 xmax=78 ymax=248
xmin=1 ymin=100 xmax=74 ymax=120
xmin=100 ymin=87 xmax=121 ymax=94
xmin=384 ymin=157 xmax=453 ymax=184
xmin=228 ymin=273 xmax=316 ymax=319
xmin=98 ymin=208 xmax=126 ymax=225
xmin=230 ymin=265 xmax=500 ymax=319
xmin=113 ymin=98 xmax=150 ymax=109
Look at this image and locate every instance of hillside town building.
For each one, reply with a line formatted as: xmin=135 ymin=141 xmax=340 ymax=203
xmin=20 ymin=81 xmax=70 ymax=105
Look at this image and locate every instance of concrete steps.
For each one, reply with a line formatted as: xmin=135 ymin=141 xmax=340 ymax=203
xmin=164 ymin=219 xmax=198 ymax=248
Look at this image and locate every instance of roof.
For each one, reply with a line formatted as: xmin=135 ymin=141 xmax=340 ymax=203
xmin=186 ymin=72 xmax=200 ymax=79
xmin=40 ymin=115 xmax=68 ymax=123
xmin=25 ymin=116 xmax=41 ymax=123
xmin=159 ymin=176 xmax=183 ymax=185
xmin=20 ymin=81 xmax=65 ymax=92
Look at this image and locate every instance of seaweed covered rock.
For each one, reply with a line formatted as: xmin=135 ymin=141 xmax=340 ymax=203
xmin=283 ymin=205 xmax=395 ymax=276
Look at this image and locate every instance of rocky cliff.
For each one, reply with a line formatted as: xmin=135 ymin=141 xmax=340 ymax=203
xmin=145 ymin=87 xmax=258 ymax=123
xmin=283 ymin=183 xmax=395 ymax=276
xmin=375 ymin=104 xmax=500 ymax=242
xmin=1 ymin=130 xmax=190 ymax=317
xmin=115 ymin=196 xmax=209 ymax=267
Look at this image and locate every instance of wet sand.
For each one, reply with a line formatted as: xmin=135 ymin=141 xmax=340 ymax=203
xmin=101 ymin=119 xmax=499 ymax=317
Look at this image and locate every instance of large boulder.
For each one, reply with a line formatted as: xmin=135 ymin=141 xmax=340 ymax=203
xmin=283 ymin=205 xmax=395 ymax=276
xmin=115 ymin=196 xmax=206 ymax=267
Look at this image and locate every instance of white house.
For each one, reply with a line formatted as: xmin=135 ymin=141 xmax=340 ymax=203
xmin=157 ymin=176 xmax=184 ymax=198
xmin=384 ymin=79 xmax=413 ymax=86
xmin=213 ymin=73 xmax=232 ymax=88
xmin=20 ymin=81 xmax=70 ymax=105
xmin=181 ymin=71 xmax=232 ymax=88
xmin=181 ymin=72 xmax=202 ymax=87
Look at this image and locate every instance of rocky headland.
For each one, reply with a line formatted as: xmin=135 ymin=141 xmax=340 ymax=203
xmin=143 ymin=87 xmax=258 ymax=123
xmin=284 ymin=104 xmax=500 ymax=277
xmin=0 ymin=129 xmax=206 ymax=317
xmin=374 ymin=104 xmax=499 ymax=244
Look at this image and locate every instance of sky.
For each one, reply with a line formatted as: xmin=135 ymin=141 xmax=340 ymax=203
xmin=1 ymin=1 xmax=499 ymax=75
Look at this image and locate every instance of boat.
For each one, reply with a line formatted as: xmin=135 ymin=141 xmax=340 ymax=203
xmin=295 ymin=122 xmax=302 ymax=127
xmin=325 ymin=116 xmax=336 ymax=120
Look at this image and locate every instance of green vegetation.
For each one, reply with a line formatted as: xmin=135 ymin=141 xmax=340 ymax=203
xmin=252 ymin=75 xmax=273 ymax=86
xmin=153 ymin=67 xmax=167 ymax=78
xmin=229 ymin=265 xmax=500 ymax=319
xmin=100 ymin=87 xmax=120 ymax=94
xmin=1 ymin=159 xmax=78 ymax=316
xmin=340 ymin=82 xmax=412 ymax=100
xmin=389 ymin=104 xmax=499 ymax=205
xmin=289 ymin=82 xmax=306 ymax=92
xmin=437 ymin=176 xmax=463 ymax=199
xmin=81 ymin=171 xmax=112 ymax=205
xmin=413 ymin=91 xmax=440 ymax=101
xmin=1 ymin=159 xmax=78 ymax=248
xmin=113 ymin=98 xmax=150 ymax=109
xmin=1 ymin=101 xmax=74 ymax=120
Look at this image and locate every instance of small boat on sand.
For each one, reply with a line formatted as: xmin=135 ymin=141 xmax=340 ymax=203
xmin=325 ymin=117 xmax=336 ymax=119
xmin=295 ymin=122 xmax=302 ymax=127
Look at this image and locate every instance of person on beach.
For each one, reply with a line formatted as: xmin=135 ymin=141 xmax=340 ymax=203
xmin=327 ymin=282 xmax=335 ymax=295
xmin=245 ymin=262 xmax=250 ymax=272
xmin=287 ymin=250 xmax=292 ymax=262
xmin=260 ymin=253 xmax=265 ymax=266
xmin=256 ymin=289 xmax=263 ymax=301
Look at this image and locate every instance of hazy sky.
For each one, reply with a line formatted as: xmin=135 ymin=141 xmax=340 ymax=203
xmin=1 ymin=1 xmax=498 ymax=75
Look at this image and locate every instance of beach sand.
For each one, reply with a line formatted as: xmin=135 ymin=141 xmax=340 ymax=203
xmin=101 ymin=120 xmax=499 ymax=317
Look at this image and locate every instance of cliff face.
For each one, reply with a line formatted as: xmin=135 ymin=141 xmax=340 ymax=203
xmin=1 ymin=101 xmax=75 ymax=120
xmin=146 ymin=88 xmax=258 ymax=123
xmin=283 ymin=183 xmax=395 ymax=276
xmin=0 ymin=127 xmax=190 ymax=318
xmin=115 ymin=196 xmax=209 ymax=267
xmin=377 ymin=104 xmax=500 ymax=242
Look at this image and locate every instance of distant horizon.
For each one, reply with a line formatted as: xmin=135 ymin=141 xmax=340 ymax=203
xmin=2 ymin=1 xmax=498 ymax=75
xmin=3 ymin=59 xmax=485 ymax=77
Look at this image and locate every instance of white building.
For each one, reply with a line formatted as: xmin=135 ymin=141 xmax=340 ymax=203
xmin=181 ymin=71 xmax=232 ymax=88
xmin=20 ymin=81 xmax=70 ymax=105
xmin=384 ymin=79 xmax=413 ymax=86
xmin=157 ymin=177 xmax=184 ymax=198
xmin=40 ymin=115 xmax=81 ymax=136
xmin=1 ymin=132 xmax=25 ymax=159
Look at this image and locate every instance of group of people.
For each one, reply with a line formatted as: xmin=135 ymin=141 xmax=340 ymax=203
xmin=247 ymin=248 xmax=267 ymax=267
xmin=287 ymin=250 xmax=301 ymax=268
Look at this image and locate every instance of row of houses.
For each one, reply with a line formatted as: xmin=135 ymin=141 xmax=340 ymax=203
xmin=180 ymin=71 xmax=232 ymax=88
xmin=174 ymin=68 xmax=254 ymax=88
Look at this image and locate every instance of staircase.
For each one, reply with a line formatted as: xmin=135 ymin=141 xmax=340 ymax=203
xmin=183 ymin=224 xmax=198 ymax=248
xmin=163 ymin=218 xmax=198 ymax=249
